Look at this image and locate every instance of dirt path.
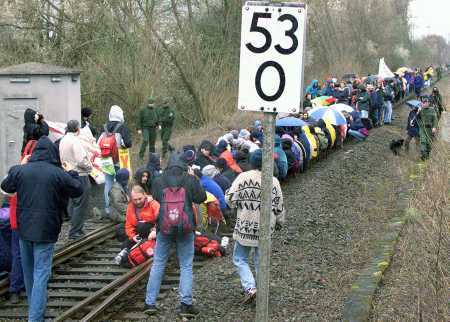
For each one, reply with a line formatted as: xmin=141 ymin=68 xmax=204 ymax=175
xmin=136 ymin=91 xmax=431 ymax=321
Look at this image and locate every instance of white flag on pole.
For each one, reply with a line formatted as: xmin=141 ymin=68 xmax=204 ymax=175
xmin=378 ymin=58 xmax=395 ymax=79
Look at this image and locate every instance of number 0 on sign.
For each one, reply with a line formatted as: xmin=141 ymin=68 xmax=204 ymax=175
xmin=238 ymin=2 xmax=307 ymax=114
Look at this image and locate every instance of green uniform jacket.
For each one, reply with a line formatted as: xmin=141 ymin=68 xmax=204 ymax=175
xmin=158 ymin=106 xmax=175 ymax=127
xmin=357 ymin=91 xmax=370 ymax=111
xmin=418 ymin=107 xmax=438 ymax=129
xmin=138 ymin=106 xmax=159 ymax=129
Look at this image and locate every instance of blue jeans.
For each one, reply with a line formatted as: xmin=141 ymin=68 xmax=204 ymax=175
xmin=145 ymin=232 xmax=195 ymax=306
xmin=104 ymin=172 xmax=115 ymax=214
xmin=348 ymin=129 xmax=367 ymax=141
xmin=384 ymin=101 xmax=393 ymax=123
xmin=233 ymin=241 xmax=259 ymax=291
xmin=19 ymin=240 xmax=55 ymax=322
xmin=10 ymin=230 xmax=24 ymax=294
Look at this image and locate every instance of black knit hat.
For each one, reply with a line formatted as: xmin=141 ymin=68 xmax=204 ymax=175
xmin=81 ymin=107 xmax=93 ymax=118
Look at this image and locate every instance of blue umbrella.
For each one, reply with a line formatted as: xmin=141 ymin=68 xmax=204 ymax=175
xmin=406 ymin=100 xmax=421 ymax=109
xmin=276 ymin=117 xmax=307 ymax=127
xmin=309 ymin=107 xmax=347 ymax=125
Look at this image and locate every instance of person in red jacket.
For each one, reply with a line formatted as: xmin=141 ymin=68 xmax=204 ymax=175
xmin=216 ymin=140 xmax=242 ymax=174
xmin=124 ymin=185 xmax=160 ymax=248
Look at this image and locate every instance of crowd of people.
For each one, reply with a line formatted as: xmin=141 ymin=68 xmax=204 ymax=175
xmin=0 ymin=63 xmax=445 ymax=321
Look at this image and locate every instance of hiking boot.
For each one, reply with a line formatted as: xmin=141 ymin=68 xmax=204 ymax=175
xmin=9 ymin=293 xmax=19 ymax=304
xmin=243 ymin=288 xmax=257 ymax=304
xmin=178 ymin=303 xmax=199 ymax=318
xmin=144 ymin=304 xmax=158 ymax=316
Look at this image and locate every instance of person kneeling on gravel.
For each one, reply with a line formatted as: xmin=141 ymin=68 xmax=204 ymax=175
xmin=124 ymin=185 xmax=159 ymax=250
xmin=225 ymin=149 xmax=285 ymax=304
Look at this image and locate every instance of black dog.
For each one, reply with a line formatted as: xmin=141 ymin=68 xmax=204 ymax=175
xmin=389 ymin=139 xmax=404 ymax=155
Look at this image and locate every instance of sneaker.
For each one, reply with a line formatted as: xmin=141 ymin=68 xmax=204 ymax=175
xmin=243 ymin=288 xmax=257 ymax=304
xmin=178 ymin=303 xmax=199 ymax=318
xmin=9 ymin=293 xmax=19 ymax=304
xmin=144 ymin=304 xmax=158 ymax=316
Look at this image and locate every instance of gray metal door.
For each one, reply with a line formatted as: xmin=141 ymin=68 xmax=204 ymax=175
xmin=0 ymin=98 xmax=39 ymax=178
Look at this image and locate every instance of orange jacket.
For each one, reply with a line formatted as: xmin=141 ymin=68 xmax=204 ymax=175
xmin=220 ymin=150 xmax=242 ymax=173
xmin=125 ymin=197 xmax=160 ymax=240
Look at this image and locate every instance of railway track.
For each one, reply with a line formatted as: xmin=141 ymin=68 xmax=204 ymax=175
xmin=0 ymin=221 xmax=209 ymax=321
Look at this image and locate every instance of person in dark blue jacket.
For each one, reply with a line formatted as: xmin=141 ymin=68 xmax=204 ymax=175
xmin=1 ymin=136 xmax=83 ymax=322
xmin=405 ymin=107 xmax=420 ymax=151
xmin=413 ymin=73 xmax=424 ymax=98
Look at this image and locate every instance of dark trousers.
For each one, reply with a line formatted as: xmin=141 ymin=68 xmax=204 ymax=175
xmin=160 ymin=126 xmax=173 ymax=155
xmin=10 ymin=230 xmax=24 ymax=294
xmin=68 ymin=175 xmax=91 ymax=238
xmin=139 ymin=127 xmax=157 ymax=159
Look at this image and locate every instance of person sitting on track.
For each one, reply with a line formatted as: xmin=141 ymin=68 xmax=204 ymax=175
xmin=124 ymin=185 xmax=159 ymax=250
xmin=134 ymin=168 xmax=152 ymax=195
xmin=201 ymin=164 xmax=231 ymax=194
xmin=194 ymin=140 xmax=216 ymax=169
xmin=108 ymin=168 xmax=130 ymax=223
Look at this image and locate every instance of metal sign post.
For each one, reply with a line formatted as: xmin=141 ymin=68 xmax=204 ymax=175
xmin=238 ymin=2 xmax=307 ymax=321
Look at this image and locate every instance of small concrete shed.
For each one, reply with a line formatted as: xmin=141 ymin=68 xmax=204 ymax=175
xmin=0 ymin=62 xmax=81 ymax=178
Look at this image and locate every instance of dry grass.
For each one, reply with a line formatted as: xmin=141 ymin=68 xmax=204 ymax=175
xmin=371 ymin=140 xmax=449 ymax=321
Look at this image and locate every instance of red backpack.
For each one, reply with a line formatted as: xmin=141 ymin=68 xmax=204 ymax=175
xmin=160 ymin=186 xmax=192 ymax=235
xmin=128 ymin=239 xmax=156 ymax=266
xmin=99 ymin=124 xmax=121 ymax=162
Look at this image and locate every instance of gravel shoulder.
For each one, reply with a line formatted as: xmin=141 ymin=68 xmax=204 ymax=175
xmin=136 ymin=97 xmax=423 ymax=321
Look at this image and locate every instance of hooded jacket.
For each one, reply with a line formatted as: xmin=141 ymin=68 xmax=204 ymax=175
xmin=274 ymin=136 xmax=288 ymax=179
xmin=22 ymin=108 xmax=49 ymax=153
xmin=151 ymin=157 xmax=207 ymax=232
xmin=1 ymin=136 xmax=83 ymax=243
xmin=99 ymin=105 xmax=132 ymax=152
xmin=305 ymin=79 xmax=320 ymax=98
xmin=146 ymin=153 xmax=162 ymax=179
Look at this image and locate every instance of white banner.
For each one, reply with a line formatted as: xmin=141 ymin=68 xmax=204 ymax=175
xmin=378 ymin=57 xmax=395 ymax=79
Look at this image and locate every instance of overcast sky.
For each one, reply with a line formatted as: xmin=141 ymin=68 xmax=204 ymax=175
xmin=409 ymin=0 xmax=450 ymax=40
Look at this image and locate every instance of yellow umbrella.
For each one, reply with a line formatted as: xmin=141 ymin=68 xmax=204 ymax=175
xmin=396 ymin=67 xmax=412 ymax=75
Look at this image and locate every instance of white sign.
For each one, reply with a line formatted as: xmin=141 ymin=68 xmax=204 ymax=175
xmin=238 ymin=2 xmax=307 ymax=114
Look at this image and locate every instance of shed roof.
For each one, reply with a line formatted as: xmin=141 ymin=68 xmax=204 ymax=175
xmin=0 ymin=62 xmax=80 ymax=76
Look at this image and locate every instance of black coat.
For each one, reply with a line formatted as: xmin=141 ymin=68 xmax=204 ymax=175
xmin=1 ymin=136 xmax=84 ymax=243
xmin=22 ymin=108 xmax=49 ymax=153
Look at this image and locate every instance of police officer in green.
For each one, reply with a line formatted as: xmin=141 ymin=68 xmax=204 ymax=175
xmin=417 ymin=96 xmax=438 ymax=161
xmin=138 ymin=96 xmax=159 ymax=160
xmin=158 ymin=97 xmax=176 ymax=158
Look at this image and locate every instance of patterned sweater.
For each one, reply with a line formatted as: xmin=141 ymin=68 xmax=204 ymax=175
xmin=226 ymin=170 xmax=285 ymax=247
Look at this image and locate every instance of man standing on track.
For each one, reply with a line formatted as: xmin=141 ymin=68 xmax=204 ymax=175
xmin=1 ymin=136 xmax=83 ymax=322
xmin=144 ymin=156 xmax=206 ymax=318
xmin=138 ymin=97 xmax=159 ymax=161
xmin=59 ymin=120 xmax=93 ymax=240
xmin=158 ymin=97 xmax=176 ymax=159
xmin=226 ymin=149 xmax=285 ymax=304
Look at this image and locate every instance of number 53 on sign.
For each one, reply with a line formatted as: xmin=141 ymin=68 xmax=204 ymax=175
xmin=238 ymin=2 xmax=307 ymax=114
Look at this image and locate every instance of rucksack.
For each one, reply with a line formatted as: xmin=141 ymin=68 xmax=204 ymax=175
xmin=99 ymin=123 xmax=121 ymax=162
xmin=160 ymin=185 xmax=192 ymax=235
xmin=128 ymin=239 xmax=156 ymax=266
